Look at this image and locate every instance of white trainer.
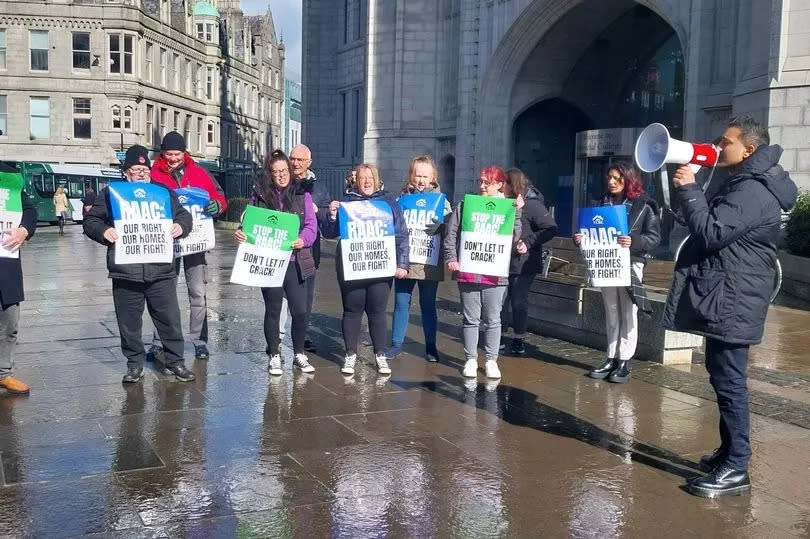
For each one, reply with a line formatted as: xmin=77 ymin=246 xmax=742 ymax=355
xmin=294 ymin=353 xmax=315 ymax=373
xmin=375 ymin=354 xmax=391 ymax=375
xmin=268 ymin=354 xmax=283 ymax=376
xmin=485 ymin=360 xmax=501 ymax=379
xmin=341 ymin=353 xmax=357 ymax=375
xmin=462 ymin=359 xmax=478 ymax=378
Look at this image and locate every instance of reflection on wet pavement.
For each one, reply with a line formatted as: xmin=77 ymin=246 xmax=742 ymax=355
xmin=0 ymin=227 xmax=809 ymax=537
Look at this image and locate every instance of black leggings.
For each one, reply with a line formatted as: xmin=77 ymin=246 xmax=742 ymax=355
xmin=261 ymin=263 xmax=310 ymax=355
xmin=339 ymin=278 xmax=392 ymax=355
xmin=501 ymin=273 xmax=535 ymax=337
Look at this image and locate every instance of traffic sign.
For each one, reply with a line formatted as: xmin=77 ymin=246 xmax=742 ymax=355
xmin=115 ymin=151 xmax=127 ymax=161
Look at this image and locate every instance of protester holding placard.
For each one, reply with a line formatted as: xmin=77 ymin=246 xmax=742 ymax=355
xmin=323 ymin=164 xmax=409 ymax=376
xmin=148 ymin=132 xmax=227 ymax=361
xmin=83 ymin=145 xmax=196 ymax=383
xmin=234 ymin=150 xmax=318 ymax=376
xmin=0 ymin=162 xmax=37 ymax=395
xmin=387 ymin=156 xmax=453 ymax=362
xmin=443 ymin=166 xmax=522 ymax=380
xmin=574 ymin=161 xmax=660 ymax=383
xmin=500 ymin=168 xmax=557 ymax=356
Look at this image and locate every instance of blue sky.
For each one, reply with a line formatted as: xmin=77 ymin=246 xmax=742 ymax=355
xmin=241 ymin=0 xmax=301 ymax=82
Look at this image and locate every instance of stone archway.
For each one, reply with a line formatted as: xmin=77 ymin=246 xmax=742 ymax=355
xmin=473 ymin=0 xmax=685 ymax=177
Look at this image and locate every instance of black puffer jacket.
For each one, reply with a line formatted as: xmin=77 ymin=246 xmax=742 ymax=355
xmin=83 ymin=182 xmax=192 ymax=283
xmin=663 ymin=145 xmax=798 ymax=344
xmin=321 ymin=186 xmax=410 ymax=281
xmin=627 ymin=195 xmax=661 ymax=264
xmin=510 ymin=186 xmax=557 ymax=275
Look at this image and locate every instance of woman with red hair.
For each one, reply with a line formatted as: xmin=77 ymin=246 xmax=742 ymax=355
xmin=574 ymin=161 xmax=660 ymax=383
xmin=443 ymin=166 xmax=522 ymax=381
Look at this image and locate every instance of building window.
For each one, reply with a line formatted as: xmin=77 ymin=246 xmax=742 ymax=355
xmin=73 ymin=97 xmax=91 ymax=139
xmin=172 ymin=53 xmax=180 ymax=90
xmin=173 ymin=111 xmax=180 ymax=131
xmin=0 ymin=95 xmax=7 ymax=136
xmin=207 ymin=122 xmax=214 ymax=144
xmin=206 ymin=67 xmax=214 ymax=100
xmin=145 ymin=42 xmax=153 ymax=82
xmin=196 ymin=117 xmax=202 ymax=152
xmin=146 ymin=104 xmax=154 ymax=146
xmin=112 ymin=105 xmax=121 ymax=129
xmin=0 ymin=29 xmax=6 ymax=70
xmin=159 ymin=107 xmax=167 ymax=135
xmin=196 ymin=23 xmax=204 ymax=40
xmin=30 ymin=96 xmax=50 ymax=139
xmin=72 ymin=32 xmax=90 ymax=70
xmin=275 ymin=70 xmax=280 ymax=90
xmin=185 ymin=58 xmax=192 ymax=95
xmin=159 ymin=48 xmax=167 ymax=86
xmin=124 ymin=106 xmax=132 ymax=130
xmin=184 ymin=114 xmax=191 ymax=147
xmin=109 ymin=33 xmax=134 ymax=74
xmin=206 ymin=24 xmax=214 ymax=42
xmin=196 ymin=63 xmax=203 ymax=98
xmin=30 ymin=30 xmax=49 ymax=71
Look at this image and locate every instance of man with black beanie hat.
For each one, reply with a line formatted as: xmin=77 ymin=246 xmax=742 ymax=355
xmin=84 ymin=145 xmax=196 ymax=383
xmin=150 ymin=131 xmax=227 ymax=361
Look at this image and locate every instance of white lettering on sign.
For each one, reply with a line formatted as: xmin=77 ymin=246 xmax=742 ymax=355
xmin=119 ymin=200 xmax=167 ymax=220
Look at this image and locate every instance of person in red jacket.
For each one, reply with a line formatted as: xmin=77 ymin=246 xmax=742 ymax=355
xmin=149 ymin=131 xmax=227 ymax=360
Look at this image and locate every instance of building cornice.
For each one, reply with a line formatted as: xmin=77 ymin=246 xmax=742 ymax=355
xmin=0 ymin=15 xmax=103 ymax=30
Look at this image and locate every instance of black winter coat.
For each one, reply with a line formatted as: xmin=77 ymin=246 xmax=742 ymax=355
xmin=321 ymin=187 xmax=410 ymax=282
xmin=626 ymin=195 xmax=661 ymax=264
xmin=83 ymin=182 xmax=192 ymax=283
xmin=0 ymin=174 xmax=37 ymax=307
xmin=295 ymin=170 xmax=330 ymax=268
xmin=662 ymin=145 xmax=798 ymax=344
xmin=510 ymin=186 xmax=557 ymax=275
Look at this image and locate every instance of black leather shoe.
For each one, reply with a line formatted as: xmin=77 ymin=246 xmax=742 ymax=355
xmin=687 ymin=464 xmax=750 ymax=498
xmin=588 ymin=358 xmax=616 ymax=379
xmin=162 ymin=363 xmax=196 ymax=382
xmin=304 ymin=339 xmax=317 ymax=353
xmin=510 ymin=339 xmax=526 ymax=355
xmin=608 ymin=360 xmax=631 ymax=383
xmin=699 ymin=448 xmax=726 ymax=472
xmin=194 ymin=344 xmax=210 ymax=360
xmin=122 ymin=367 xmax=144 ymax=384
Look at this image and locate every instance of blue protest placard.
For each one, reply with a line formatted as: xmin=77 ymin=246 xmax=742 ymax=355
xmin=576 ymin=206 xmax=630 ymax=287
xmin=108 ymin=182 xmax=174 ymax=264
xmin=398 ymin=193 xmax=446 ymax=265
xmin=338 ymin=200 xmax=396 ymax=280
xmin=174 ymin=187 xmax=215 ymax=257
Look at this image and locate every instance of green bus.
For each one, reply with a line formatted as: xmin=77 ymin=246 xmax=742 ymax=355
xmin=4 ymin=161 xmax=123 ymax=223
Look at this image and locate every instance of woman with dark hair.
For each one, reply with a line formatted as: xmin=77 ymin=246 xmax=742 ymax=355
xmin=234 ymin=150 xmax=318 ymax=375
xmin=501 ymin=168 xmax=558 ymax=355
xmin=443 ymin=166 xmax=522 ymax=380
xmin=574 ymin=161 xmax=660 ymax=383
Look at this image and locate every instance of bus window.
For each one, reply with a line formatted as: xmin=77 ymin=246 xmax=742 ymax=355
xmin=66 ymin=177 xmax=85 ymax=198
xmin=34 ymin=173 xmax=56 ymax=197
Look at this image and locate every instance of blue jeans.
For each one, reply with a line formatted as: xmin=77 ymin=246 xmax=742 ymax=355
xmin=391 ymin=279 xmax=438 ymax=348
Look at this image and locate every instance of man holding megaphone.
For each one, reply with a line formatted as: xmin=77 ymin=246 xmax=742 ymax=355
xmin=661 ymin=116 xmax=798 ymax=498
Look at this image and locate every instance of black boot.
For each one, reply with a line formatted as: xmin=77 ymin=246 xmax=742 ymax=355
xmin=122 ymin=367 xmax=144 ymax=383
xmin=687 ymin=464 xmax=750 ymax=498
xmin=510 ymin=338 xmax=526 ymax=356
xmin=608 ymin=360 xmax=631 ymax=383
xmin=588 ymin=358 xmax=616 ymax=379
xmin=699 ymin=447 xmax=726 ymax=472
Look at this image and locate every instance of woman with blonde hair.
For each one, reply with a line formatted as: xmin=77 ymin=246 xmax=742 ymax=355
xmin=53 ymin=185 xmax=70 ymax=235
xmin=323 ymin=164 xmax=410 ymax=376
xmin=387 ymin=155 xmax=452 ymax=361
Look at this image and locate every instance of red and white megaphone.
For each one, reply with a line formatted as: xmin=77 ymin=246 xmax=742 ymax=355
xmin=634 ymin=123 xmax=719 ymax=173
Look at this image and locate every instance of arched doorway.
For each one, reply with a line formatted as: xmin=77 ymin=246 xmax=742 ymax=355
xmin=513 ymin=99 xmax=592 ymax=235
xmin=507 ymin=2 xmax=684 ymax=236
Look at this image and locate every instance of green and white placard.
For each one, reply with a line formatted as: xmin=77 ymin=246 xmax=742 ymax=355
xmin=0 ymin=171 xmax=24 ymax=259
xmin=458 ymin=194 xmax=516 ymax=277
xmin=230 ymin=205 xmax=300 ymax=288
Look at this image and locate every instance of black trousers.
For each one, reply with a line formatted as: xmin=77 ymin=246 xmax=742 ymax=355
xmin=501 ymin=273 xmax=535 ymax=337
xmin=261 ymin=263 xmax=310 ymax=355
xmin=705 ymin=338 xmax=751 ymax=470
xmin=112 ymin=278 xmax=185 ymax=370
xmin=339 ymin=277 xmax=392 ymax=355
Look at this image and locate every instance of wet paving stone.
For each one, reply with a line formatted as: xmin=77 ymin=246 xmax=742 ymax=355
xmin=1 ymin=228 xmax=810 ymax=536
